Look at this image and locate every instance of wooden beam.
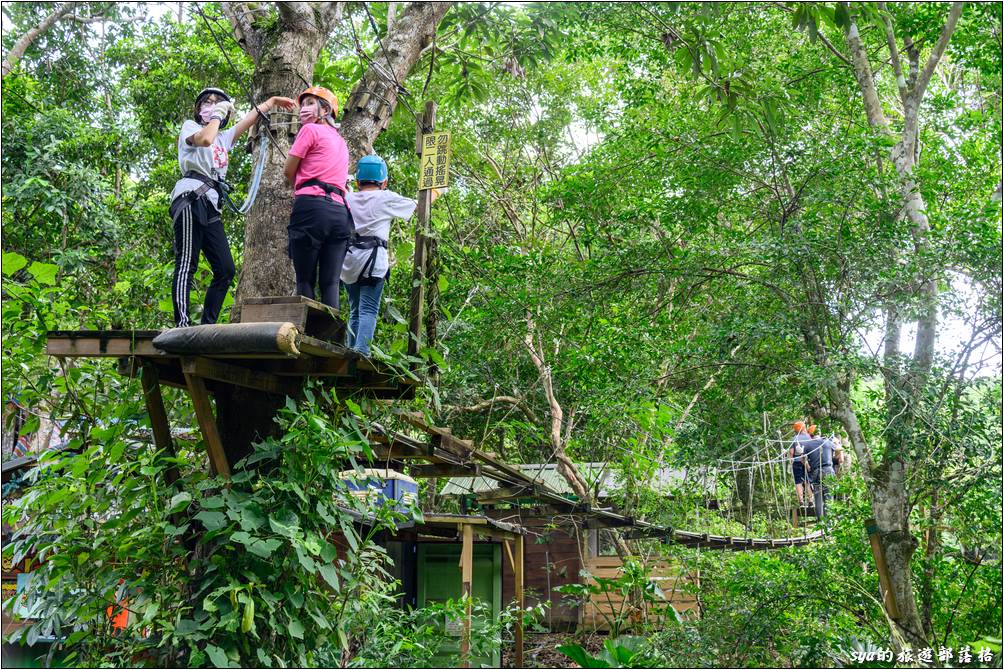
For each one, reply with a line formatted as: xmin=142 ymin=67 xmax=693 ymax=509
xmin=472 ymin=526 xmax=518 ymax=542
xmin=140 ymin=362 xmax=181 ymax=488
xmin=183 ymin=372 xmax=230 ymax=478
xmin=409 ymin=463 xmax=480 ymax=478
xmin=47 ymin=331 xmax=165 ymax=358
xmin=180 ymin=356 xmax=301 ymax=396
xmin=515 ymin=533 xmax=525 ymax=668
xmin=250 ymin=357 xmax=354 ymax=377
xmin=408 ymin=101 xmax=437 ymax=360
xmin=476 ymin=485 xmax=532 ymax=504
xmin=866 ymin=518 xmax=901 ymax=620
xmin=460 ymin=521 xmax=473 ymax=669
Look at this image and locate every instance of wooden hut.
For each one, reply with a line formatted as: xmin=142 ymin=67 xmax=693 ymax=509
xmin=441 ymin=463 xmax=701 ymax=631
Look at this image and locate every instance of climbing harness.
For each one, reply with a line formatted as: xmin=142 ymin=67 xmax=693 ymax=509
xmin=350 ymin=235 xmax=389 ymax=281
xmin=300 ymin=178 xmax=348 ymax=202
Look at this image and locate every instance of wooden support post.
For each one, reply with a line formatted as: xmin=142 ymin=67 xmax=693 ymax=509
xmin=866 ymin=518 xmax=901 ymax=620
xmin=140 ymin=361 xmax=181 ymax=487
xmin=515 ymin=533 xmax=525 ymax=668
xmin=408 ymin=101 xmax=437 ymax=361
xmin=460 ymin=522 xmax=473 ymax=669
xmin=183 ymin=372 xmax=231 ymax=478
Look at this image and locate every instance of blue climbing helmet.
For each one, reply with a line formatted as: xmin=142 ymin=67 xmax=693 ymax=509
xmin=356 ymin=154 xmax=388 ymax=183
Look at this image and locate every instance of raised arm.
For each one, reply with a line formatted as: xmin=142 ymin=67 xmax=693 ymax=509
xmin=232 ymin=95 xmax=296 ymax=143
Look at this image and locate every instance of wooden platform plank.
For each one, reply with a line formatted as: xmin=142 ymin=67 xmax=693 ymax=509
xmin=240 ymin=296 xmax=344 ymax=341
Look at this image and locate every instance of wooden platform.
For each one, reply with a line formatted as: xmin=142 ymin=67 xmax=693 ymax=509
xmin=46 ymin=296 xmax=416 ymax=399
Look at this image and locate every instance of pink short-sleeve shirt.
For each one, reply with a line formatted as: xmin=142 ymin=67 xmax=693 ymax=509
xmin=289 ymin=123 xmax=349 ymax=204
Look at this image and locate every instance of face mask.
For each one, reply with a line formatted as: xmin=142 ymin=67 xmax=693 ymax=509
xmin=198 ymin=102 xmax=215 ymax=124
xmin=299 ymin=102 xmax=319 ymax=125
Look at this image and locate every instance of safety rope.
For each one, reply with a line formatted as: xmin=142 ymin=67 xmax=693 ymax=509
xmin=217 ymin=129 xmax=270 ymax=215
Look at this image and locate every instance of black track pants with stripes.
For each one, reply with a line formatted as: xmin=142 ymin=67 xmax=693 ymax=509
xmin=170 ymin=195 xmax=235 ymax=328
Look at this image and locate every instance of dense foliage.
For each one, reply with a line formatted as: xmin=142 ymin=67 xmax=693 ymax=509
xmin=2 ymin=1 xmax=1000 ymax=667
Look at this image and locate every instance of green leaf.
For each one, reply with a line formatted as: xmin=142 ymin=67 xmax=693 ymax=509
xmin=168 ymin=492 xmax=193 ymax=513
xmin=288 ymin=617 xmax=305 ymax=640
xmin=205 ymin=644 xmax=230 ymax=668
xmin=27 ymin=261 xmax=58 ymax=285
xmin=248 ymin=538 xmax=281 ymax=558
xmin=269 ymin=509 xmax=300 ymax=538
xmin=230 ymin=531 xmax=253 ymax=545
xmin=294 ymin=545 xmax=316 ymax=573
xmin=318 ymin=563 xmax=340 ymax=590
xmin=834 ymin=2 xmax=850 ymax=29
xmin=2 ymin=252 xmax=28 ymax=276
xmin=558 ymin=643 xmax=611 ymax=668
xmin=195 ymin=510 xmax=227 ymax=531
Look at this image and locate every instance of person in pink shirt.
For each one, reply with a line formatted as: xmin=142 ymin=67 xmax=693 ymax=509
xmin=283 ymin=86 xmax=352 ymax=309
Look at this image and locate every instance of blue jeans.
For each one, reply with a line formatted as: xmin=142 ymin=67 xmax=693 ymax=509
xmin=344 ymin=278 xmax=385 ymax=355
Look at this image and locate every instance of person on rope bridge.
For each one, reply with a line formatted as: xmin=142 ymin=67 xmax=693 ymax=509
xmin=832 ymin=437 xmax=847 ymax=476
xmin=802 ymin=429 xmax=837 ymax=518
xmin=789 ymin=420 xmax=813 ymax=506
xmin=340 ymin=155 xmax=444 ymax=356
xmin=284 ymin=86 xmax=352 ymax=310
xmin=170 ymin=87 xmax=295 ymax=328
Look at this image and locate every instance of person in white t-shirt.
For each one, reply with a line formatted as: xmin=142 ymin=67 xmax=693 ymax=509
xmin=169 ymin=87 xmax=294 ymax=327
xmin=341 ymin=155 xmax=442 ymax=355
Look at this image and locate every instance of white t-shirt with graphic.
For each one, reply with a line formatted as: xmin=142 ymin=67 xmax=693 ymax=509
xmin=342 ymin=189 xmax=418 ymax=284
xmin=170 ymin=119 xmax=238 ymax=211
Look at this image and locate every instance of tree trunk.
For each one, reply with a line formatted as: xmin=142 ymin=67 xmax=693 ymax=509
xmin=871 ymin=468 xmax=927 ymax=648
xmin=232 ymin=26 xmax=328 ymax=312
xmin=229 ymin=2 xmax=451 ymax=313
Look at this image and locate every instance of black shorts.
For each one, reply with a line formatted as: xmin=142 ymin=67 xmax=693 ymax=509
xmin=793 ymin=463 xmax=807 ymax=485
xmin=287 ymin=195 xmax=352 ymax=256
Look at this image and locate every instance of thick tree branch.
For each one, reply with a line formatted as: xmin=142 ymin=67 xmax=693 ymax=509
xmin=221 ymin=2 xmax=264 ymax=61
xmin=524 ymin=316 xmax=590 ymax=502
xmin=914 ymin=2 xmax=964 ymax=102
xmin=340 ymin=1 xmax=452 ymax=157
xmin=454 ymin=396 xmax=539 ymax=425
xmin=843 ymin=7 xmax=891 ymax=132
xmin=2 ymin=2 xmax=83 ymax=80
xmin=319 ymin=1 xmax=344 ymax=26
xmin=877 ymin=2 xmax=908 ymax=102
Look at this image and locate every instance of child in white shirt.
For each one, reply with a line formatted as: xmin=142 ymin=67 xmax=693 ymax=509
xmin=342 ymin=155 xmax=441 ymax=355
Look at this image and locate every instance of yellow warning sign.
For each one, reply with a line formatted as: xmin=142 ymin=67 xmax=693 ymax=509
xmin=419 ymin=131 xmax=451 ymax=190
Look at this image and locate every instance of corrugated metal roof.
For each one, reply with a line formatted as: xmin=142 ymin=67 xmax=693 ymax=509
xmin=439 ymin=462 xmax=698 ymax=497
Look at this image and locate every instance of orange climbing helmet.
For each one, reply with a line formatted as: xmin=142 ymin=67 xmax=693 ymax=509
xmin=792 ymin=421 xmax=806 ymax=433
xmin=808 ymin=424 xmax=818 ymax=435
xmin=298 ymin=86 xmax=338 ymax=117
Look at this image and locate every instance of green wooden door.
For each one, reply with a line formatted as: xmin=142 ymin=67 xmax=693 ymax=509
xmin=416 ymin=543 xmax=502 ymax=668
